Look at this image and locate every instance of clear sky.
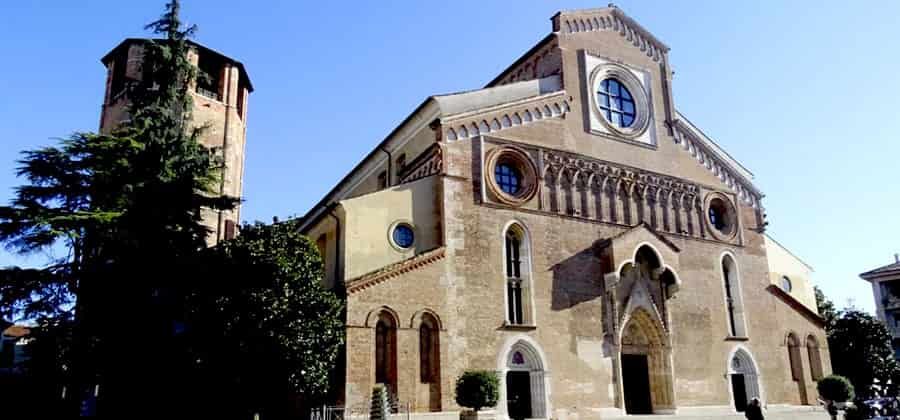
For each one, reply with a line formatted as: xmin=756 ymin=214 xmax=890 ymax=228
xmin=1 ymin=1 xmax=898 ymax=313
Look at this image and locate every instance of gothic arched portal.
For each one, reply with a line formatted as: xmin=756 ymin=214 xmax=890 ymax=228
xmin=499 ymin=338 xmax=549 ymax=420
xmin=619 ymin=308 xmax=675 ymax=414
xmin=728 ymin=347 xmax=761 ymax=412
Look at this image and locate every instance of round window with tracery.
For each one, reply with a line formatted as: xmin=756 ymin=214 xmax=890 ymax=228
xmin=704 ymin=194 xmax=737 ymax=240
xmin=596 ymin=78 xmax=636 ymax=128
xmin=485 ymin=147 xmax=538 ymax=206
xmin=494 ymin=163 xmax=522 ymax=195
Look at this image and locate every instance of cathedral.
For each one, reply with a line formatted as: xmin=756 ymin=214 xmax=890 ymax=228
xmin=293 ymin=5 xmax=830 ymax=420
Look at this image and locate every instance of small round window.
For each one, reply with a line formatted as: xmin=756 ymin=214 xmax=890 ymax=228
xmin=708 ymin=206 xmax=726 ymax=231
xmin=486 ymin=147 xmax=538 ymax=206
xmin=781 ymin=276 xmax=792 ymax=292
xmin=494 ymin=163 xmax=522 ymax=195
xmin=706 ymin=197 xmax=735 ymax=237
xmin=392 ymin=224 xmax=414 ymax=249
xmin=596 ymin=78 xmax=636 ymax=128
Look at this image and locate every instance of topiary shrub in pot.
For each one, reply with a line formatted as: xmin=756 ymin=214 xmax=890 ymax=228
xmin=817 ymin=375 xmax=855 ymax=420
xmin=370 ymin=384 xmax=391 ymax=420
xmin=456 ymin=370 xmax=499 ymax=420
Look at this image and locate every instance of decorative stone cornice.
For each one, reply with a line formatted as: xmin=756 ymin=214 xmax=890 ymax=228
xmin=345 ymin=247 xmax=446 ymax=294
xmin=541 ymin=149 xmax=702 ymax=199
xmin=671 ymin=119 xmax=763 ymax=209
xmin=489 ymin=37 xmax=562 ymax=87
xmin=552 ymin=7 xmax=669 ymax=63
xmin=398 ymin=144 xmax=442 ymax=185
xmin=443 ymin=92 xmax=570 ymax=142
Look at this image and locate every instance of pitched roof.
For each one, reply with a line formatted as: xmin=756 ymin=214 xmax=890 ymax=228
xmin=860 ymin=260 xmax=900 ymax=280
xmin=297 ymin=76 xmax=564 ymax=232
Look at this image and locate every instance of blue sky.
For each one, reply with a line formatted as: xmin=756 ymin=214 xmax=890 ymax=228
xmin=1 ymin=1 xmax=898 ymax=313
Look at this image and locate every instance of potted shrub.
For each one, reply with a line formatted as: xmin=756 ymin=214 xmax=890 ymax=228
xmin=370 ymin=384 xmax=391 ymax=420
xmin=456 ymin=370 xmax=500 ymax=420
xmin=817 ymin=375 xmax=855 ymax=420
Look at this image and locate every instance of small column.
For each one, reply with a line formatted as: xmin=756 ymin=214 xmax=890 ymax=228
xmin=646 ymin=188 xmax=658 ymax=229
xmin=659 ymin=192 xmax=670 ymax=232
xmin=682 ymin=196 xmax=694 ymax=236
xmin=530 ymin=371 xmax=547 ymax=418
xmin=694 ymin=198 xmax=707 ymax=239
xmin=607 ymin=182 xmax=618 ymax=223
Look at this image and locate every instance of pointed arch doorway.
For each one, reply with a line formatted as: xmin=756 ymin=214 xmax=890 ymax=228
xmin=728 ymin=348 xmax=761 ymax=412
xmin=499 ymin=338 xmax=549 ymax=420
xmin=619 ymin=308 xmax=675 ymax=414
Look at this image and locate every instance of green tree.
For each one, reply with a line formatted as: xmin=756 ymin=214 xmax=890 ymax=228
xmin=828 ymin=309 xmax=900 ymax=399
xmin=186 ymin=221 xmax=344 ymax=417
xmin=0 ymin=0 xmax=235 ymax=415
xmin=815 ymin=286 xmax=838 ymax=327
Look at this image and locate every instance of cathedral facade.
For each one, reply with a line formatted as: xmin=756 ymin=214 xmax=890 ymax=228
xmin=298 ymin=6 xmax=829 ymax=419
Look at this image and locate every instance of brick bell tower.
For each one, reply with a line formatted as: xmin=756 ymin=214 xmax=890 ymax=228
xmin=99 ymin=38 xmax=253 ymax=245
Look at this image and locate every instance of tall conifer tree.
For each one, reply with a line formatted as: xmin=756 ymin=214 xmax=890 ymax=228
xmin=0 ymin=0 xmax=235 ymax=415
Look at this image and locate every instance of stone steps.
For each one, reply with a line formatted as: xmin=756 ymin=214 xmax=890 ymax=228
xmin=604 ymin=406 xmax=828 ymax=420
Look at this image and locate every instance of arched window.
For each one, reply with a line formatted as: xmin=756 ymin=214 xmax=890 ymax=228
xmin=807 ymin=335 xmax=823 ymax=381
xmin=786 ymin=332 xmax=810 ymax=404
xmin=504 ymin=223 xmax=532 ymax=325
xmin=418 ymin=313 xmax=442 ymax=412
xmin=419 ymin=314 xmax=440 ymax=383
xmin=721 ymin=255 xmax=747 ymax=337
xmin=375 ymin=311 xmax=398 ymax=394
xmin=787 ymin=333 xmax=802 ymax=381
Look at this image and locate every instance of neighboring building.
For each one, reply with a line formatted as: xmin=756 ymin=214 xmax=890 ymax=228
xmin=0 ymin=324 xmax=31 ymax=374
xmin=98 ymin=38 xmax=252 ymax=244
xmin=297 ymin=6 xmax=829 ymax=419
xmin=861 ymin=255 xmax=900 ymax=358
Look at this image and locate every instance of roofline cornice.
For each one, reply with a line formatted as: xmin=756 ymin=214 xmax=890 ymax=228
xmin=860 ymin=271 xmax=900 ymax=281
xmin=297 ymin=98 xmax=441 ymax=233
xmin=100 ymin=38 xmax=254 ymax=92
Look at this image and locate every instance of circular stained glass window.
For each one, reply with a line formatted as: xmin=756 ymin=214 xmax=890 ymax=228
xmin=392 ymin=224 xmax=414 ymax=249
xmin=596 ymin=78 xmax=636 ymax=128
xmin=494 ymin=163 xmax=522 ymax=195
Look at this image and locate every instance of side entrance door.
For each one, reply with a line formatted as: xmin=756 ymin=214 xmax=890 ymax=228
xmin=731 ymin=374 xmax=748 ymax=412
xmin=506 ymin=371 xmax=532 ymax=420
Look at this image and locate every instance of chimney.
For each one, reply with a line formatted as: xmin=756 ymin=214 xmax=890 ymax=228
xmin=895 ymin=253 xmax=899 ymax=263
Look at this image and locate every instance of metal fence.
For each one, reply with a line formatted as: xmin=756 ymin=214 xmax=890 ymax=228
xmin=310 ymin=400 xmax=410 ymax=420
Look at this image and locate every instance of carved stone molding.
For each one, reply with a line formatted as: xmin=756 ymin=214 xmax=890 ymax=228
xmin=553 ymin=7 xmax=669 ymax=63
xmin=444 ymin=92 xmax=570 ymax=142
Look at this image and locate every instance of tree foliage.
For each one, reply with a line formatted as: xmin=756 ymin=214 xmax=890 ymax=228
xmin=1 ymin=1 xmax=345 ymax=417
xmin=828 ymin=309 xmax=900 ymax=399
xmin=186 ymin=221 xmax=344 ymax=416
xmin=815 ymin=286 xmax=838 ymax=327
xmin=817 ymin=288 xmax=900 ymax=399
xmin=0 ymin=0 xmax=234 ymax=415
xmin=818 ymin=375 xmax=855 ymax=403
xmin=455 ymin=370 xmax=500 ymax=412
